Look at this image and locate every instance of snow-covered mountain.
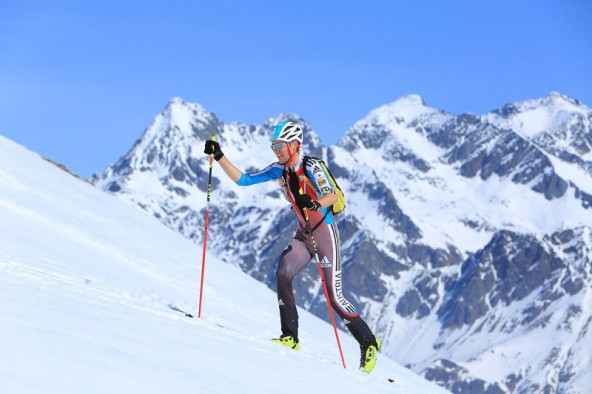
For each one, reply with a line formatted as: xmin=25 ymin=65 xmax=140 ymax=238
xmin=0 ymin=134 xmax=449 ymax=393
xmin=92 ymin=93 xmax=592 ymax=394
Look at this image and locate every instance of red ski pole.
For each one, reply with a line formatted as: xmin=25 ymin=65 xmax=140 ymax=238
xmin=300 ymin=189 xmax=347 ymax=369
xmin=198 ymin=134 xmax=216 ymax=318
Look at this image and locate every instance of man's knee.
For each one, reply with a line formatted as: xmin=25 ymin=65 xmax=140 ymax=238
xmin=276 ymin=261 xmax=291 ymax=283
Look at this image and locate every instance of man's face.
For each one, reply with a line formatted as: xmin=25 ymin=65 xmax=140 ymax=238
xmin=271 ymin=140 xmax=293 ymax=164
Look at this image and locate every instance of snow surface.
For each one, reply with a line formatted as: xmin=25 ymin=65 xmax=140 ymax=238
xmin=0 ymin=134 xmax=451 ymax=393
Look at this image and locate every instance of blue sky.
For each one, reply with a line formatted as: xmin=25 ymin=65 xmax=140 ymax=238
xmin=1 ymin=1 xmax=590 ymax=177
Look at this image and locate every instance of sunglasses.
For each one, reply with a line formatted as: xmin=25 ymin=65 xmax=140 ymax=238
xmin=270 ymin=142 xmax=289 ymax=151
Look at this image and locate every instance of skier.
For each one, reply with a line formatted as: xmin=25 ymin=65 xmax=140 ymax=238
xmin=203 ymin=121 xmax=380 ymax=372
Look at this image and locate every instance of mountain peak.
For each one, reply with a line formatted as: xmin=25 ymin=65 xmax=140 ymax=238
xmin=361 ymin=94 xmax=436 ymax=126
xmin=546 ymin=91 xmax=582 ymax=106
xmin=105 ymin=98 xmax=221 ymax=175
xmin=380 ymin=94 xmax=429 ymax=113
xmin=165 ymin=96 xmax=209 ymax=115
xmin=168 ymin=96 xmax=185 ymax=105
xmin=491 ymin=92 xmax=588 ymax=119
xmin=393 ymin=94 xmax=427 ymax=106
xmin=541 ymin=92 xmax=590 ymax=114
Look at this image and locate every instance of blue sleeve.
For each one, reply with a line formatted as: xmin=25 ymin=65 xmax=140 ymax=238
xmin=236 ymin=163 xmax=284 ymax=186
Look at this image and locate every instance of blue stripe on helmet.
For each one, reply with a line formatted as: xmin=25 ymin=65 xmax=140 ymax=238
xmin=269 ymin=121 xmax=288 ymax=141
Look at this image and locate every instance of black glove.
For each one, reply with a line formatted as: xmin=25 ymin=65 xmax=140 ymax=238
xmin=204 ymin=140 xmax=224 ymax=161
xmin=295 ymin=194 xmax=321 ymax=211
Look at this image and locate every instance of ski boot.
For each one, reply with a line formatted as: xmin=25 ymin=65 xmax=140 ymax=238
xmin=347 ymin=318 xmax=380 ymax=373
xmin=360 ymin=338 xmax=381 ymax=373
xmin=272 ymin=306 xmax=300 ymax=350
xmin=271 ymin=335 xmax=300 ymax=351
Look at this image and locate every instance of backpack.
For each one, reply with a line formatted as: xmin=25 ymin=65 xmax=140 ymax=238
xmin=302 ymin=156 xmax=346 ymax=215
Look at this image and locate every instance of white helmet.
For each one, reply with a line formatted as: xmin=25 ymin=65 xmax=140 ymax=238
xmin=269 ymin=121 xmax=303 ymax=144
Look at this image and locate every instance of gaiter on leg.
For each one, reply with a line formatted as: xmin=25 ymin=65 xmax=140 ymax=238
xmin=346 ymin=318 xmax=377 ymax=348
xmin=279 ymin=306 xmax=299 ymax=341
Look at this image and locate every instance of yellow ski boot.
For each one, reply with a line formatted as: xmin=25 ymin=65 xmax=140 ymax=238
xmin=360 ymin=338 xmax=381 ymax=373
xmin=271 ymin=335 xmax=300 ymax=351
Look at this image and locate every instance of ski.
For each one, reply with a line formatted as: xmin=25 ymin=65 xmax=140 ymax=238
xmin=167 ymin=304 xmax=194 ymax=318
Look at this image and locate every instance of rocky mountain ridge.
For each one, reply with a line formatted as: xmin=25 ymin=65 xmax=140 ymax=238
xmin=93 ymin=92 xmax=592 ymax=394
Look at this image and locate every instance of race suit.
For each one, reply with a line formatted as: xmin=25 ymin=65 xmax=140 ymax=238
xmin=236 ymin=154 xmax=361 ymax=335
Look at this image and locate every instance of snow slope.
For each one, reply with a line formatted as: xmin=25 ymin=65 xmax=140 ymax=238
xmin=0 ymin=134 xmax=450 ymax=393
